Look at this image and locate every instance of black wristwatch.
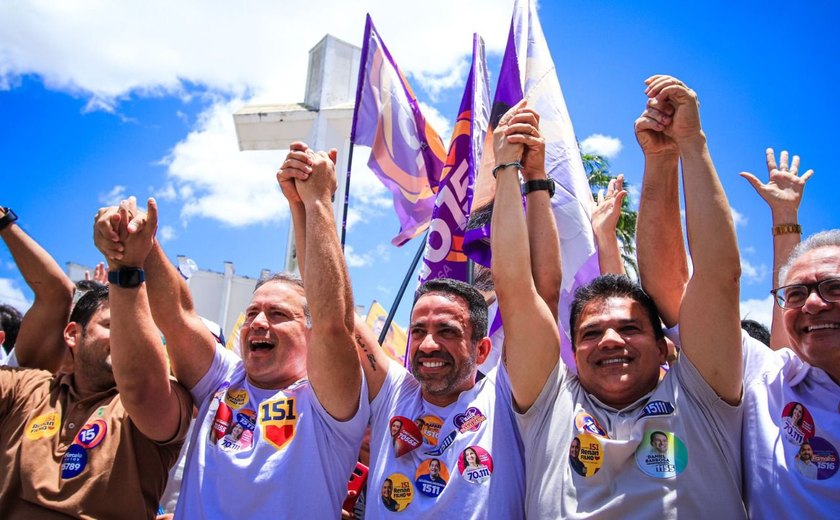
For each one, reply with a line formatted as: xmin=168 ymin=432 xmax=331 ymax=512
xmin=0 ymin=207 xmax=18 ymax=232
xmin=108 ymin=268 xmax=145 ymax=288
xmin=521 ymin=179 xmax=555 ymax=198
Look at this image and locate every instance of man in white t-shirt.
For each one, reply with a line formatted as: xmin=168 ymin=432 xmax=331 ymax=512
xmin=493 ymin=76 xmax=747 ymax=518
xmin=96 ymin=144 xmax=367 ymax=518
xmin=741 ymin=230 xmax=840 ymax=516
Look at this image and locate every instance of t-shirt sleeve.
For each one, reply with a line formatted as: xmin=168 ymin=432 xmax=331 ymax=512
xmin=741 ymin=330 xmax=785 ymax=385
xmin=306 ymin=366 xmax=370 ymax=453
xmin=674 ymin=348 xmax=740 ymax=413
xmin=514 ymin=360 xmax=566 ymax=434
xmin=370 ymin=359 xmax=406 ymax=426
xmin=188 ymin=343 xmax=239 ymax=403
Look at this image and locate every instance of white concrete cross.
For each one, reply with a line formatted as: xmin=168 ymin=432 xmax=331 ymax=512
xmin=233 ymin=34 xmax=361 ymax=273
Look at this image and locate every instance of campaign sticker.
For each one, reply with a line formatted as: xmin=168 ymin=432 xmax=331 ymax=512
xmin=570 ymin=433 xmax=604 ymax=477
xmin=210 ymin=402 xmax=233 ymax=444
xmin=575 ymin=412 xmax=607 ymax=437
xmin=458 ymin=446 xmax=493 ymax=484
xmin=212 ymin=382 xmax=231 ymax=401
xmin=389 ymin=416 xmax=423 ymax=457
xmin=424 ymin=429 xmax=457 ymax=457
xmin=415 ymin=458 xmax=449 ymax=497
xmin=416 ymin=415 xmax=443 ymax=445
xmin=635 ymin=430 xmax=688 ymax=479
xmin=25 ymin=412 xmax=61 ymax=440
xmin=225 ymin=388 xmax=249 ymax=410
xmin=639 ymin=400 xmax=675 ymax=419
xmin=381 ymin=473 xmax=413 ymax=512
xmin=259 ymin=397 xmax=298 ymax=451
xmin=781 ymin=402 xmax=816 ymax=445
xmin=219 ymin=409 xmax=257 ymax=452
xmin=453 ymin=407 xmax=486 ymax=433
xmin=793 ymin=436 xmax=839 ymax=480
xmin=75 ymin=420 xmax=107 ymax=449
xmin=61 ymin=444 xmax=87 ymax=479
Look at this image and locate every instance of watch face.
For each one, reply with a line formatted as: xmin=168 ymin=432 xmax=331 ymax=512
xmin=109 ymin=268 xmax=145 ymax=287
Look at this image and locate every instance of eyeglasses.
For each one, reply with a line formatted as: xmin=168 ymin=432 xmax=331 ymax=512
xmin=771 ymin=277 xmax=840 ymax=309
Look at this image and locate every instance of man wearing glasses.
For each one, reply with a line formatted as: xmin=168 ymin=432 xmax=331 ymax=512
xmin=743 ymin=230 xmax=840 ymax=517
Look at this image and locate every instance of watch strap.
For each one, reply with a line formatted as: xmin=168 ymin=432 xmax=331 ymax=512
xmin=0 ymin=207 xmax=18 ymax=232
xmin=107 ymin=268 xmax=146 ymax=288
xmin=521 ymin=179 xmax=555 ymax=198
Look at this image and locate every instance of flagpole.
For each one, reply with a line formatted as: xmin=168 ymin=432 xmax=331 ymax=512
xmin=378 ymin=232 xmax=427 ymax=345
xmin=339 ymin=142 xmax=355 ymax=249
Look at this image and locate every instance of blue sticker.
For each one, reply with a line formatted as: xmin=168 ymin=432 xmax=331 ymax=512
xmin=61 ymin=444 xmax=87 ymax=479
xmin=640 ymin=400 xmax=675 ymax=418
xmin=424 ymin=430 xmax=457 ymax=456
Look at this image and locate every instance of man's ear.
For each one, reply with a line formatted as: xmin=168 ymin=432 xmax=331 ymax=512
xmin=64 ymin=322 xmax=80 ymax=351
xmin=656 ymin=337 xmax=669 ymax=365
xmin=475 ymin=337 xmax=492 ymax=365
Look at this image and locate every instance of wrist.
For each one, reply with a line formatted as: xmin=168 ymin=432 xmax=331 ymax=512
xmin=675 ymin=132 xmax=707 ymax=156
xmin=770 ymin=208 xmax=799 ymax=225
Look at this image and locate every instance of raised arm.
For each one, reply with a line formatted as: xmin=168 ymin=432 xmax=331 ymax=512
xmin=97 ymin=198 xmax=189 ymax=441
xmin=0 ymin=206 xmax=75 ymax=371
xmin=591 ymin=175 xmax=629 ymax=277
xmin=519 ymin=108 xmax=563 ymax=321
xmin=740 ymin=148 xmax=812 ymax=349
xmin=94 ymin=201 xmax=216 ymax=390
xmin=646 ymin=75 xmax=742 ymax=403
xmin=491 ymin=103 xmax=562 ymax=412
xmin=278 ymin=142 xmax=388 ymax=401
xmin=292 ymin=147 xmax=361 ymax=420
xmin=634 ymin=94 xmax=688 ymax=328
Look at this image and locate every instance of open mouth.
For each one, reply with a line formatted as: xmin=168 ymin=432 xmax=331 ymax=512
xmin=804 ymin=323 xmax=840 ymax=333
xmin=597 ymin=357 xmax=631 ymax=367
xmin=249 ymin=339 xmax=275 ymax=352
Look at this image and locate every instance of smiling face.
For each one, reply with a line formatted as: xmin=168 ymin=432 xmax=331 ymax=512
xmin=465 ymin=447 xmax=479 ymax=466
xmin=569 ymin=437 xmax=581 ymax=459
xmin=782 ymin=246 xmax=840 ymax=381
xmin=799 ymin=443 xmax=814 ymax=462
xmin=651 ymin=432 xmax=669 ymax=454
xmin=390 ymin=419 xmax=402 ymax=438
xmin=409 ymin=293 xmax=489 ymax=406
xmin=240 ymin=281 xmax=309 ymax=389
xmin=574 ymin=297 xmax=667 ymax=409
xmin=429 ymin=459 xmax=441 ymax=478
xmin=381 ymin=479 xmax=393 ymax=498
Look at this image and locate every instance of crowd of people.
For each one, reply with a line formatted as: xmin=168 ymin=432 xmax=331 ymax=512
xmin=0 ymin=74 xmax=836 ymax=519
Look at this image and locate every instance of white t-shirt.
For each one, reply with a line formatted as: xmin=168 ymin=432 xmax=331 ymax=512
xmin=743 ymin=340 xmax=840 ymax=517
xmin=174 ymin=344 xmax=369 ymax=518
xmin=516 ymin=352 xmax=746 ymax=519
xmin=366 ymin=360 xmax=525 ymax=518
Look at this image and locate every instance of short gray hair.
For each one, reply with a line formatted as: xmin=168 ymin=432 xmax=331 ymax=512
xmin=254 ymin=272 xmax=311 ymax=328
xmin=778 ymin=229 xmax=840 ymax=285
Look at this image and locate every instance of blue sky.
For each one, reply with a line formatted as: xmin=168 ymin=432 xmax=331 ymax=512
xmin=1 ymin=0 xmax=838 ymax=331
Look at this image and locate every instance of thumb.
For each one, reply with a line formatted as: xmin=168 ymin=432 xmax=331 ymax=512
xmin=739 ymin=172 xmax=763 ymax=193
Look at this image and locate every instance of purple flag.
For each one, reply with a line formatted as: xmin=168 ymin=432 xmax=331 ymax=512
xmin=418 ymin=35 xmax=490 ymax=285
xmin=464 ymin=0 xmax=600 ymax=371
xmin=352 ymin=14 xmax=447 ymax=246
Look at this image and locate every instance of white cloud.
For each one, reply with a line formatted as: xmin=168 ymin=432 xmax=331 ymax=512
xmin=625 ymin=183 xmax=641 ymax=211
xmin=0 ymin=1 xmax=512 ymax=104
xmin=0 ymin=278 xmax=31 ymax=312
xmin=580 ymin=134 xmax=623 ymax=160
xmin=739 ymin=294 xmax=774 ymax=329
xmin=161 ymin=99 xmax=288 ymax=227
xmin=99 ymin=185 xmax=127 ymax=206
xmin=741 ymin=258 xmax=769 ymax=284
xmin=152 ymin=182 xmax=177 ymax=202
xmin=158 ymin=225 xmax=177 ymax=243
xmin=418 ymin=102 xmax=453 ymax=143
xmin=0 ymin=0 xmax=515 ymax=229
xmin=730 ymin=207 xmax=748 ymax=228
xmin=344 ymin=243 xmax=393 ymax=268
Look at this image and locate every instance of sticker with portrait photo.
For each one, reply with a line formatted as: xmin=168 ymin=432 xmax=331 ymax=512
xmin=635 ymin=430 xmax=688 ymax=479
xmin=781 ymin=401 xmax=816 ymax=445
xmin=458 ymin=445 xmax=494 ymax=484
xmin=389 ymin=415 xmax=423 ymax=457
xmin=415 ymin=458 xmax=450 ymax=497
xmin=381 ymin=473 xmax=413 ymax=512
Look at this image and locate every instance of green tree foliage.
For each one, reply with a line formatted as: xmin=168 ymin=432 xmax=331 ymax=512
xmin=582 ymin=153 xmax=638 ymax=276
